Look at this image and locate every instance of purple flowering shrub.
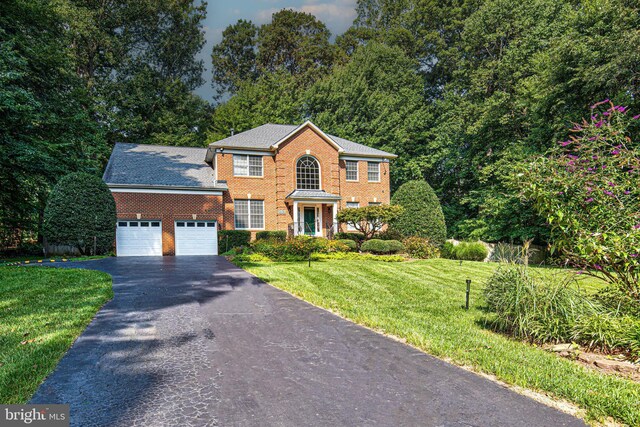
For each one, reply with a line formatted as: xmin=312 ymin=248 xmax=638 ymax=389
xmin=520 ymin=100 xmax=640 ymax=298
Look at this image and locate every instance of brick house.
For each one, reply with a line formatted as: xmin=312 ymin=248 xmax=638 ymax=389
xmin=103 ymin=121 xmax=396 ymax=256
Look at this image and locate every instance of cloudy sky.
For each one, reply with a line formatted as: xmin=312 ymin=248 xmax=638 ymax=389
xmin=196 ymin=0 xmax=358 ymax=102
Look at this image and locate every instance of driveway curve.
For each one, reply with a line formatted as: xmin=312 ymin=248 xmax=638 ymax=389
xmin=31 ymin=256 xmax=585 ymax=427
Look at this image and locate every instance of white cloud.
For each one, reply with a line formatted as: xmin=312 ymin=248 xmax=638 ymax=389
xmin=254 ymin=0 xmax=357 ymax=35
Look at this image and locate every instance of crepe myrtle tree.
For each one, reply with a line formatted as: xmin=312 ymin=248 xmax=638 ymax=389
xmin=337 ymin=205 xmax=403 ymax=241
xmin=519 ymin=100 xmax=640 ymax=298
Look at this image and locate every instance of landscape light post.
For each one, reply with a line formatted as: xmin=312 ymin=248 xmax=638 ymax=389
xmin=465 ymin=279 xmax=471 ymax=310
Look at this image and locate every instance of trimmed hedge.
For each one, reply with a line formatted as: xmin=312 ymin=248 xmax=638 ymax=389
xmin=338 ymin=239 xmax=357 ymax=252
xmin=219 ymin=230 xmax=251 ymax=252
xmin=403 ymin=236 xmax=440 ymax=259
xmin=390 ymin=180 xmax=446 ymax=246
xmin=361 ymin=239 xmax=405 ymax=254
xmin=256 ymin=231 xmax=287 ymax=241
xmin=43 ymin=173 xmax=116 ymax=255
xmin=334 ymin=232 xmax=365 ymax=245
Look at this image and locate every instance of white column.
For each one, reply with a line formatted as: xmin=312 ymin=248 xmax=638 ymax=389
xmin=332 ymin=202 xmax=338 ymax=234
xmin=293 ymin=201 xmax=299 ymax=236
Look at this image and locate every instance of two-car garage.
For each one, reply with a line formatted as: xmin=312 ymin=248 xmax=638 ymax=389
xmin=116 ymin=220 xmax=218 ymax=256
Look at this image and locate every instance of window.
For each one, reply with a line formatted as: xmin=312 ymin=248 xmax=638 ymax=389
xmin=296 ymin=156 xmax=320 ymax=189
xmin=345 ymin=160 xmax=358 ymax=181
xmin=367 ymin=162 xmax=380 ymax=182
xmin=346 ymin=202 xmax=359 ymax=231
xmin=118 ymin=221 xmax=127 ymax=227
xmin=233 ymin=154 xmax=263 ymax=177
xmin=234 ymin=199 xmax=264 ymax=229
xmin=369 ymin=202 xmax=381 ymax=206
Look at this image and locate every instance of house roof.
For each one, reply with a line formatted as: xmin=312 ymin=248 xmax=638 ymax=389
xmin=209 ymin=123 xmax=396 ymax=158
xmin=103 ymin=143 xmax=226 ymax=190
xmin=286 ymin=189 xmax=342 ymax=201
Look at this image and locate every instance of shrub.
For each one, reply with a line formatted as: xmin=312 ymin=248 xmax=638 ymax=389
xmin=385 ymin=240 xmax=405 ymax=254
xmin=484 ymin=264 xmax=600 ymax=343
xmin=456 ymin=241 xmax=488 ymax=261
xmin=219 ymin=230 xmax=251 ymax=251
xmin=376 ymin=229 xmax=403 ymax=241
xmin=43 ymin=173 xmax=116 ymax=255
xmin=338 ymin=239 xmax=357 ymax=252
xmin=335 ymin=232 xmax=365 ymax=246
xmin=255 ymin=231 xmax=287 ymax=241
xmin=519 ymin=101 xmax=640 ymax=298
xmin=441 ymin=242 xmax=456 ymax=259
xmin=360 ymin=239 xmax=404 ymax=254
xmin=361 ymin=239 xmax=388 ymax=254
xmin=390 ymin=180 xmax=447 ymax=246
xmin=403 ymin=236 xmax=439 ymax=259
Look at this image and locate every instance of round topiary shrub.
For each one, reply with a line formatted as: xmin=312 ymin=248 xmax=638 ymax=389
xmin=384 ymin=240 xmax=405 ymax=254
xmin=361 ymin=239 xmax=388 ymax=254
xmin=338 ymin=239 xmax=357 ymax=252
xmin=456 ymin=241 xmax=488 ymax=261
xmin=43 ymin=172 xmax=116 ymax=255
xmin=390 ymin=180 xmax=446 ymax=246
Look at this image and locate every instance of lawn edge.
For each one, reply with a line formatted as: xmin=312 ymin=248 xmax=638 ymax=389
xmin=23 ymin=267 xmax=115 ymax=403
xmin=236 ymin=264 xmax=608 ymax=427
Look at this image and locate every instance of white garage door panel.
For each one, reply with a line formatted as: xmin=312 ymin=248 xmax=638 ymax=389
xmin=175 ymin=221 xmax=218 ymax=256
xmin=116 ymin=221 xmax=162 ymax=256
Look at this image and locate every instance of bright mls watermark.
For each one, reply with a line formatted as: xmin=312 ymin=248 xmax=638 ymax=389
xmin=1 ymin=405 xmax=69 ymax=426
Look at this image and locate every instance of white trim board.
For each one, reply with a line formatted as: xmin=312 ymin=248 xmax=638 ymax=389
xmin=340 ymin=155 xmax=389 ymax=162
xmin=110 ymin=187 xmax=223 ymax=195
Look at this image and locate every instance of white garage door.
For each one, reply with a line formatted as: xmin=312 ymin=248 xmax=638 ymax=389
xmin=116 ymin=220 xmax=162 ymax=256
xmin=175 ymin=221 xmax=218 ymax=256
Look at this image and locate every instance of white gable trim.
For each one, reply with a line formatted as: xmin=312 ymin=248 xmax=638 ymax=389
xmin=270 ymin=121 xmax=345 ymax=153
xmin=109 ymin=185 xmax=223 ymax=195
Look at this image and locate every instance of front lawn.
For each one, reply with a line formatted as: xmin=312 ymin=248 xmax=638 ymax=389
xmin=237 ymin=258 xmax=640 ymax=426
xmin=0 ymin=267 xmax=113 ymax=403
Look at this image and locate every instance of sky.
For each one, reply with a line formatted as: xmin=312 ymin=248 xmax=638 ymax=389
xmin=195 ymin=0 xmax=358 ymax=102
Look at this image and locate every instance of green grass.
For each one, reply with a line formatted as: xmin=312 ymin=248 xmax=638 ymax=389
xmin=0 ymin=267 xmax=113 ymax=403
xmin=237 ymin=258 xmax=640 ymax=426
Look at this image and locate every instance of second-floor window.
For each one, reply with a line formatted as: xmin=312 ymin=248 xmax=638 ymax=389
xmin=233 ymin=154 xmax=263 ymax=177
xmin=345 ymin=160 xmax=358 ymax=181
xmin=296 ymin=156 xmax=320 ymax=189
xmin=367 ymin=162 xmax=380 ymax=182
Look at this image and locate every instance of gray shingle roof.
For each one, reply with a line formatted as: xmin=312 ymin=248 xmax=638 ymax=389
xmin=103 ymin=143 xmax=225 ymax=189
xmin=286 ymin=189 xmax=342 ymax=200
xmin=209 ymin=123 xmax=396 ymax=158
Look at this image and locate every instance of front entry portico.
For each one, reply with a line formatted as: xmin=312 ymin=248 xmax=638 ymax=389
xmin=286 ymin=189 xmax=341 ymax=237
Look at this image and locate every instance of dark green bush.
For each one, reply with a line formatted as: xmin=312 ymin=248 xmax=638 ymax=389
xmin=390 ymin=180 xmax=447 ymax=246
xmin=334 ymin=232 xmax=365 ymax=245
xmin=385 ymin=240 xmax=405 ymax=254
xmin=456 ymin=241 xmax=488 ymax=261
xmin=376 ymin=229 xmax=403 ymax=240
xmin=441 ymin=242 xmax=456 ymax=259
xmin=360 ymin=239 xmax=387 ymax=254
xmin=43 ymin=173 xmax=116 ymax=255
xmin=361 ymin=239 xmax=404 ymax=254
xmin=255 ymin=231 xmax=287 ymax=241
xmin=338 ymin=239 xmax=357 ymax=252
xmin=219 ymin=230 xmax=251 ymax=251
xmin=403 ymin=236 xmax=439 ymax=259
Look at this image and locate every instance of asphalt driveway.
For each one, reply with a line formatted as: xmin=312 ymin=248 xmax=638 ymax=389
xmin=31 ymin=256 xmax=585 ymax=426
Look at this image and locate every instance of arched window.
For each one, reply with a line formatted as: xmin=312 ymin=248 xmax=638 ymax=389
xmin=296 ymin=156 xmax=320 ymax=189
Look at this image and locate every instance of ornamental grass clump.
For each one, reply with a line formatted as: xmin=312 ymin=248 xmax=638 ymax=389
xmin=484 ymin=264 xmax=600 ymax=343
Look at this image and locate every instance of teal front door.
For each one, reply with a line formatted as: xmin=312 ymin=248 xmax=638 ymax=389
xmin=303 ymin=207 xmax=315 ymax=235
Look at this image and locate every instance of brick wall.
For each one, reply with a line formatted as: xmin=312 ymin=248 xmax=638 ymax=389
xmin=112 ymin=192 xmax=224 ymax=255
xmin=213 ymin=125 xmax=391 ymax=236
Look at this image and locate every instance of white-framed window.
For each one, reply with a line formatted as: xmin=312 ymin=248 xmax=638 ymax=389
xmin=345 ymin=201 xmax=359 ymax=231
xmin=233 ymin=154 xmax=263 ymax=177
xmin=367 ymin=162 xmax=380 ymax=182
xmin=369 ymin=202 xmax=381 ymax=206
xmin=296 ymin=156 xmax=320 ymax=189
xmin=345 ymin=160 xmax=358 ymax=181
xmin=234 ymin=199 xmax=264 ymax=229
